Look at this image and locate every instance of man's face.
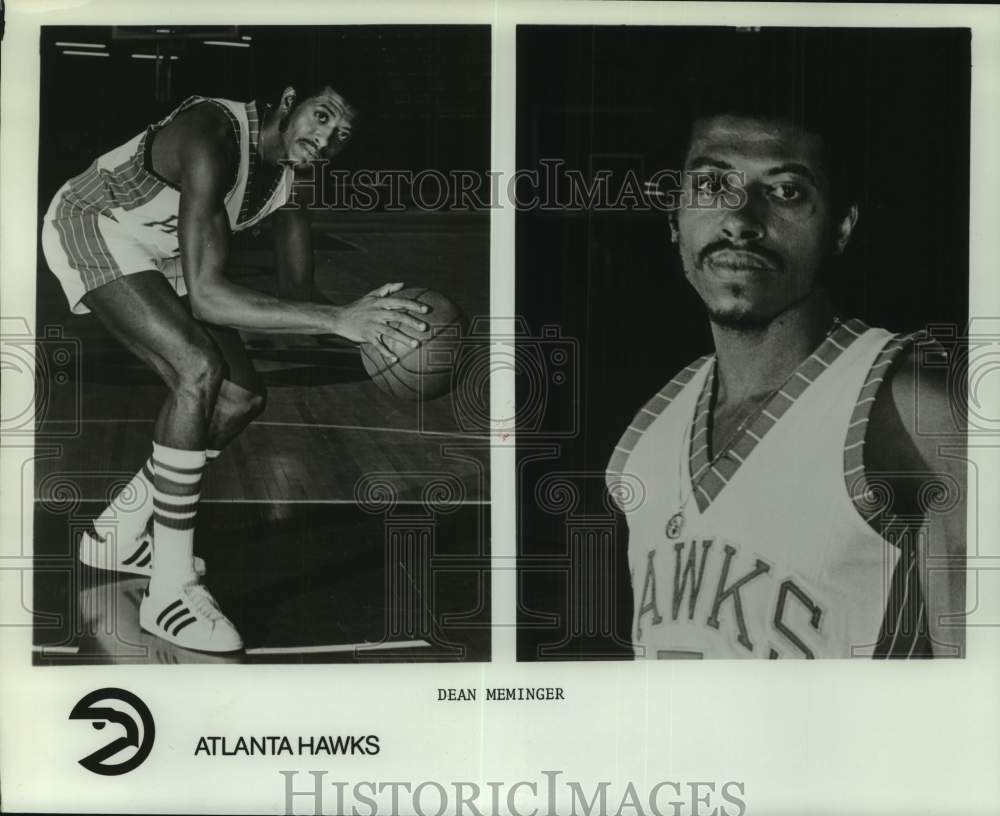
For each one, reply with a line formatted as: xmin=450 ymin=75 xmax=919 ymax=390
xmin=279 ymin=87 xmax=356 ymax=166
xmin=674 ymin=115 xmax=843 ymax=329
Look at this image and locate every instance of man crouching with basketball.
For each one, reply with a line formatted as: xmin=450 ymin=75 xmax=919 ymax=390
xmin=42 ymin=83 xmax=429 ymax=652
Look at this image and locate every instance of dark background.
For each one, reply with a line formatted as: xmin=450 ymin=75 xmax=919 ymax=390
xmin=38 ymin=25 xmax=490 ymax=195
xmin=515 ymin=26 xmax=971 ymax=660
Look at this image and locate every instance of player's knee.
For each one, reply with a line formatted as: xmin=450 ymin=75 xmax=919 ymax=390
xmin=242 ymin=388 xmax=267 ymax=421
xmin=173 ymin=345 xmax=225 ymax=403
xmin=219 ymin=380 xmax=267 ymax=422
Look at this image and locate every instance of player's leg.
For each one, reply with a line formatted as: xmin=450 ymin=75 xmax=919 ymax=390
xmin=85 ymin=272 xmax=222 ymax=444
xmin=199 ymin=323 xmax=268 ymax=452
xmin=276 ymin=261 xmax=315 ymax=301
xmin=40 ymin=211 xmax=204 ymax=575
xmin=273 ymin=230 xmax=331 ymax=304
xmin=82 ymin=270 xmax=240 ymax=651
xmin=82 ymin=274 xmax=219 ymax=564
xmin=83 ymin=303 xmax=266 ymax=577
xmin=86 ymin=323 xmax=264 ymax=567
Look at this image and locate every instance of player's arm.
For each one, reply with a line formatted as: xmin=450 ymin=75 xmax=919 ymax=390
xmin=877 ymin=344 xmax=967 ymax=656
xmin=175 ymin=125 xmax=427 ymax=357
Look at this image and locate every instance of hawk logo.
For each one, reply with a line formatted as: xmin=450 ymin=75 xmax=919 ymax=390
xmin=69 ymin=688 xmax=155 ymax=776
xmin=143 ymin=214 xmax=178 ymax=234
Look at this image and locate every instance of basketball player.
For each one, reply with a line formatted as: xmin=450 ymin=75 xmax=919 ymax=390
xmin=606 ymin=111 xmax=966 ymax=659
xmin=42 ymin=83 xmax=430 ymax=652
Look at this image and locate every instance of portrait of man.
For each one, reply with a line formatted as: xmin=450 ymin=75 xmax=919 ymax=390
xmin=517 ymin=26 xmax=969 ymax=660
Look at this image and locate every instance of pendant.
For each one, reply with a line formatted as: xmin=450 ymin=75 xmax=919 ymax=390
xmin=665 ymin=511 xmax=685 ymax=540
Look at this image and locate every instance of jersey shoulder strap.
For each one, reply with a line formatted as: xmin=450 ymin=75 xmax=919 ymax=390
xmin=606 ymin=355 xmax=712 ymax=511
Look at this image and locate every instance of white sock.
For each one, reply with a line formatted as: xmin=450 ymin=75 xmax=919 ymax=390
xmin=148 ymin=443 xmax=206 ymax=595
xmin=94 ymin=456 xmax=155 ymax=545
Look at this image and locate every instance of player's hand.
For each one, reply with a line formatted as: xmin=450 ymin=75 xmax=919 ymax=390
xmin=332 ymin=282 xmax=430 ymax=360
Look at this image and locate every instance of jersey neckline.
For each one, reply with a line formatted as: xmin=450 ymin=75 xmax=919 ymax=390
xmin=236 ymin=100 xmax=288 ymax=229
xmin=686 ymin=317 xmax=870 ymax=514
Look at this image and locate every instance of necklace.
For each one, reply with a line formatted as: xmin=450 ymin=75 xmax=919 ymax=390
xmin=664 ymin=317 xmax=842 ymax=541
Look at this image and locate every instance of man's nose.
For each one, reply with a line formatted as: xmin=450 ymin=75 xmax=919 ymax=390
xmin=313 ymin=121 xmax=341 ymax=149
xmin=720 ymin=196 xmax=766 ymax=243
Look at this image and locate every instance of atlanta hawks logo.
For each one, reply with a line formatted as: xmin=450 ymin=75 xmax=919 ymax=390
xmin=69 ymin=688 xmax=155 ymax=775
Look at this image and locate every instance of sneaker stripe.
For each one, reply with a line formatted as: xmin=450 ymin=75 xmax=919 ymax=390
xmin=137 ymin=553 xmax=152 ymax=567
xmin=163 ymin=608 xmax=191 ymax=630
xmin=156 ymin=599 xmax=184 ymax=626
xmin=141 ymin=584 xmax=240 ymax=652
xmin=121 ymin=540 xmax=150 ymax=566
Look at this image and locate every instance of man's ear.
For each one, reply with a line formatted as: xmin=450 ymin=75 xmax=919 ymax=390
xmin=668 ymin=213 xmax=679 ymax=245
xmin=833 ymin=204 xmax=859 ymax=255
xmin=280 ymin=86 xmax=297 ymax=112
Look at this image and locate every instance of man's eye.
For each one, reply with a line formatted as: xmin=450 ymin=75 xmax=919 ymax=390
xmin=693 ymin=173 xmax=724 ymax=194
xmin=316 ymin=111 xmax=329 ymax=124
xmin=770 ymin=183 xmax=802 ymax=202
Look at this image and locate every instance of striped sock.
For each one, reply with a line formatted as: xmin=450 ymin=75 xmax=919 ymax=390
xmin=94 ymin=456 xmax=156 ymax=543
xmin=149 ymin=443 xmax=206 ymax=594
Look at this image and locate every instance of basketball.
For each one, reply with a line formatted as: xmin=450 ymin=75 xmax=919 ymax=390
xmin=360 ymin=287 xmax=467 ymax=401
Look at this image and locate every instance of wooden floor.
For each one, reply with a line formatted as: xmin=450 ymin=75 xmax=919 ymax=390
xmin=32 ymin=210 xmax=491 ymax=663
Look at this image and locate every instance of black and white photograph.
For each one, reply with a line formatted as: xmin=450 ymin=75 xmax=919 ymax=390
xmin=29 ymin=24 xmax=492 ymax=664
xmin=517 ymin=26 xmax=971 ymax=661
xmin=2 ymin=3 xmax=999 ymax=815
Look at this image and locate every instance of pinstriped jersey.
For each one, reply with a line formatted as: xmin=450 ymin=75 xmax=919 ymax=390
xmin=45 ymin=96 xmax=293 ymax=266
xmin=606 ymin=320 xmax=931 ymax=659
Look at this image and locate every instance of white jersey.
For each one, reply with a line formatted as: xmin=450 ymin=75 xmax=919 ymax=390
xmin=42 ymin=96 xmax=294 ymax=313
xmin=606 ymin=319 xmax=930 ymax=659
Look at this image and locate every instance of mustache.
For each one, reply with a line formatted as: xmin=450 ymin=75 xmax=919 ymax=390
xmin=697 ymin=240 xmax=783 ymax=270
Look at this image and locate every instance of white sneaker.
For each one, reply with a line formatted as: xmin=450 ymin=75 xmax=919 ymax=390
xmin=79 ymin=528 xmax=207 ymax=577
xmin=139 ymin=582 xmax=243 ymax=653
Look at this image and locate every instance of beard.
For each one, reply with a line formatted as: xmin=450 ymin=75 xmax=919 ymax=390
xmin=703 ymin=279 xmax=829 ymax=334
xmin=685 ymin=240 xmax=838 ymax=333
xmin=705 ymin=293 xmax=776 ymax=332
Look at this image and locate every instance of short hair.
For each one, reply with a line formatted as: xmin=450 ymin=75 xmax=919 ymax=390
xmin=254 ymin=70 xmax=362 ymax=125
xmin=262 ymin=78 xmax=358 ymax=114
xmin=665 ymin=29 xmax=863 ymax=221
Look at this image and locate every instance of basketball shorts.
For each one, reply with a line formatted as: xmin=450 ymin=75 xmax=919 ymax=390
xmin=42 ymin=198 xmax=186 ymax=315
